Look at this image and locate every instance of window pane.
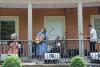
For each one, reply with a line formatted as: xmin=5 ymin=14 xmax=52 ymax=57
xmin=94 ymin=19 xmax=100 ymax=39
xmin=0 ymin=20 xmax=15 ymax=40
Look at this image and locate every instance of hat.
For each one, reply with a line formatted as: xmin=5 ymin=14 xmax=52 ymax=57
xmin=11 ymin=33 xmax=17 ymax=39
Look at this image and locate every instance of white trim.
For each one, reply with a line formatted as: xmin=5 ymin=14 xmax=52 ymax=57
xmin=0 ymin=16 xmax=19 ymax=39
xmin=90 ymin=15 xmax=100 ymax=29
xmin=90 ymin=15 xmax=100 ymax=27
xmin=0 ymin=0 xmax=100 ymax=8
xmin=44 ymin=16 xmax=66 ymax=39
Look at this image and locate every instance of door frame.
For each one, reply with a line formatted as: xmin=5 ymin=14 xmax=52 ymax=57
xmin=44 ymin=16 xmax=65 ymax=39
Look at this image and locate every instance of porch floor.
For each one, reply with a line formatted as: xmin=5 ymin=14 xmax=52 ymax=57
xmin=21 ymin=56 xmax=93 ymax=64
xmin=22 ymin=63 xmax=100 ymax=67
xmin=21 ymin=58 xmax=68 ymax=64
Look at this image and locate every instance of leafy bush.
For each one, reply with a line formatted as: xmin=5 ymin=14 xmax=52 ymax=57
xmin=70 ymin=56 xmax=86 ymax=67
xmin=2 ymin=55 xmax=22 ymax=67
xmin=0 ymin=61 xmax=3 ymax=65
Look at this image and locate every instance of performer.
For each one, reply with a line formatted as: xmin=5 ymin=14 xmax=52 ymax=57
xmin=35 ymin=28 xmax=48 ymax=57
xmin=81 ymin=25 xmax=97 ymax=52
xmin=8 ymin=33 xmax=19 ymax=55
xmin=87 ymin=25 xmax=97 ymax=52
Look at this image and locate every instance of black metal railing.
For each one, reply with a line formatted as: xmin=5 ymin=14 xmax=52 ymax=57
xmin=0 ymin=39 xmax=100 ymax=64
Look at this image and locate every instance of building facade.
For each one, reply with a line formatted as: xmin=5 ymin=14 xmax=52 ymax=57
xmin=0 ymin=0 xmax=100 ymax=57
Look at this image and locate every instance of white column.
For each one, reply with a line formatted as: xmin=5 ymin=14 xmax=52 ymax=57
xmin=77 ymin=1 xmax=84 ymax=57
xmin=28 ymin=2 xmax=32 ymax=57
xmin=0 ymin=22 xmax=1 ymax=40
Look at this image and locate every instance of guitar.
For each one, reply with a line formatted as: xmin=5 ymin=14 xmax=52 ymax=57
xmin=35 ymin=28 xmax=54 ymax=44
xmin=35 ymin=34 xmax=46 ymax=44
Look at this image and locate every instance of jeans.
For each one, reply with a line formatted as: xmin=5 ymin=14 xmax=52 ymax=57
xmin=90 ymin=41 xmax=96 ymax=52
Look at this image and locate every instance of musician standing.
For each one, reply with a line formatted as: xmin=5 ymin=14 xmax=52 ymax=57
xmin=8 ymin=33 xmax=19 ymax=55
xmin=88 ymin=25 xmax=97 ymax=52
xmin=36 ymin=28 xmax=48 ymax=58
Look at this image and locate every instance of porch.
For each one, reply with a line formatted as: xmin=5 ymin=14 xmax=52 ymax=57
xmin=0 ymin=0 xmax=100 ymax=66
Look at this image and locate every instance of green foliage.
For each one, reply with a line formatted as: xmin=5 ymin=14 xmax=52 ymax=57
xmin=2 ymin=55 xmax=22 ymax=67
xmin=70 ymin=56 xmax=86 ymax=67
xmin=0 ymin=61 xmax=3 ymax=65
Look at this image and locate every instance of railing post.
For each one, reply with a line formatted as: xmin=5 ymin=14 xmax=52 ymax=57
xmin=77 ymin=1 xmax=84 ymax=58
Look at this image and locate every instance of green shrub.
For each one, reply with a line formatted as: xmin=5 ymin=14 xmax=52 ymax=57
xmin=0 ymin=61 xmax=3 ymax=65
xmin=2 ymin=55 xmax=22 ymax=67
xmin=70 ymin=56 xmax=86 ymax=67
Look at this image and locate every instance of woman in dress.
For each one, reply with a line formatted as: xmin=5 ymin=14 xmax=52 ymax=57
xmin=35 ymin=28 xmax=48 ymax=57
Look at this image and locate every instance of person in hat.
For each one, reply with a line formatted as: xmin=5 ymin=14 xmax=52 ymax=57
xmin=8 ymin=33 xmax=19 ymax=54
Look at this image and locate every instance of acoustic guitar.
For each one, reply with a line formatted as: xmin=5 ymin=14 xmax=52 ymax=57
xmin=35 ymin=28 xmax=54 ymax=44
xmin=35 ymin=35 xmax=46 ymax=44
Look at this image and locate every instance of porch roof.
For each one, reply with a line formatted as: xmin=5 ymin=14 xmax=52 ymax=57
xmin=0 ymin=0 xmax=100 ymax=8
xmin=0 ymin=0 xmax=100 ymax=3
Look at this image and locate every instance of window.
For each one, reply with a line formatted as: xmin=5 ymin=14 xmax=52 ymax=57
xmin=94 ymin=19 xmax=100 ymax=39
xmin=0 ymin=20 xmax=15 ymax=40
xmin=91 ymin=15 xmax=100 ymax=40
xmin=0 ymin=16 xmax=19 ymax=40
